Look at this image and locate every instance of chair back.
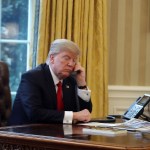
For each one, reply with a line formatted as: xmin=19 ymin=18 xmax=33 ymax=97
xmin=0 ymin=61 xmax=12 ymax=126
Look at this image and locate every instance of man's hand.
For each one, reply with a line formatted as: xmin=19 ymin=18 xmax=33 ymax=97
xmin=73 ymin=63 xmax=87 ymax=87
xmin=73 ymin=109 xmax=91 ymax=123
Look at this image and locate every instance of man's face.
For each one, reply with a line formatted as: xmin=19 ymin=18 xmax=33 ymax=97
xmin=50 ymin=50 xmax=78 ymax=79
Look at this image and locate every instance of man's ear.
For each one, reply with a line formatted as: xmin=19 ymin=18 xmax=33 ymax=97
xmin=50 ymin=54 xmax=54 ymax=63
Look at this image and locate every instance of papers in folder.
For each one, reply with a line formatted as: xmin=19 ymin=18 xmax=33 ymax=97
xmin=79 ymin=118 xmax=150 ymax=136
xmin=82 ymin=127 xmax=127 ymax=136
xmin=78 ymin=121 xmax=123 ymax=127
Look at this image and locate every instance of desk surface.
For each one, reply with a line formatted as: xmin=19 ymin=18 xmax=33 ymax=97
xmin=0 ymin=123 xmax=150 ymax=150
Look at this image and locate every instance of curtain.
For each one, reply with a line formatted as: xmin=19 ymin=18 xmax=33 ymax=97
xmin=37 ymin=0 xmax=108 ymax=118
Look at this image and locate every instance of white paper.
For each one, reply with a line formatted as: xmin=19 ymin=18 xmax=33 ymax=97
xmin=78 ymin=118 xmax=150 ymax=132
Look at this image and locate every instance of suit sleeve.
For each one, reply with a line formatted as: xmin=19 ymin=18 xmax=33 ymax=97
xmin=18 ymin=73 xmax=65 ymax=123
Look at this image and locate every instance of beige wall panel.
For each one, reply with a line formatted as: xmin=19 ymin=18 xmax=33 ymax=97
xmin=146 ymin=33 xmax=150 ymax=85
xmin=123 ymin=0 xmax=133 ymax=85
xmin=108 ymin=0 xmax=119 ymax=84
xmin=138 ymin=0 xmax=149 ymax=85
xmin=108 ymin=0 xmax=150 ymax=86
xmin=116 ymin=0 xmax=126 ymax=84
xmin=130 ymin=0 xmax=141 ymax=85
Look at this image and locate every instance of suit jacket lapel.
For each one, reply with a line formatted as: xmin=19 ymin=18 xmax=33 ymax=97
xmin=42 ymin=64 xmax=57 ymax=108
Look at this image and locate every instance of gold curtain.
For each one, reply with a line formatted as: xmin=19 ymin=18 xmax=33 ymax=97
xmin=37 ymin=0 xmax=108 ymax=118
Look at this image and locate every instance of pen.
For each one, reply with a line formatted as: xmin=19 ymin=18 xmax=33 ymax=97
xmin=126 ymin=129 xmax=137 ymax=132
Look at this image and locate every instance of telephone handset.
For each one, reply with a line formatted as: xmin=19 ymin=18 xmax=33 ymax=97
xmin=123 ymin=94 xmax=150 ymax=120
xmin=71 ymin=70 xmax=81 ymax=76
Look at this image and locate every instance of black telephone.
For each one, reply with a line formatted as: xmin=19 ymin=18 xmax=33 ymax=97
xmin=123 ymin=94 xmax=150 ymax=120
xmin=71 ymin=70 xmax=81 ymax=76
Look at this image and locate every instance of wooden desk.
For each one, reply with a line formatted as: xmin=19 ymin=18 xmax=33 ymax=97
xmin=0 ymin=123 xmax=149 ymax=150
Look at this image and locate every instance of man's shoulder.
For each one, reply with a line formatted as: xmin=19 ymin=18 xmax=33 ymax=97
xmin=22 ymin=63 xmax=49 ymax=77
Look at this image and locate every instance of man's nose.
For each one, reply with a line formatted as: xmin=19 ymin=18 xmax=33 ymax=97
xmin=68 ymin=59 xmax=76 ymax=66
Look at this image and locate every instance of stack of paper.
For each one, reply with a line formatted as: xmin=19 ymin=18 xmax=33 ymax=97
xmin=83 ymin=127 xmax=127 ymax=136
xmin=79 ymin=118 xmax=150 ymax=136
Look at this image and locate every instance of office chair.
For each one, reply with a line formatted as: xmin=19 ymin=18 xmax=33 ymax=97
xmin=0 ymin=61 xmax=12 ymax=126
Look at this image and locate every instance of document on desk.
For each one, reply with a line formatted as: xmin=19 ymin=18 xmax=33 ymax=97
xmin=78 ymin=118 xmax=150 ymax=132
xmin=78 ymin=122 xmax=123 ymax=127
xmin=82 ymin=127 xmax=127 ymax=136
xmin=122 ymin=118 xmax=150 ymax=132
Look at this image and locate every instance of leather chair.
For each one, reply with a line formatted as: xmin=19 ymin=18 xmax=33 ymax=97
xmin=0 ymin=61 xmax=12 ymax=126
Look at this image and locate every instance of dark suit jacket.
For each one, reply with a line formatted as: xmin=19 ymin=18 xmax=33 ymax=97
xmin=8 ymin=63 xmax=92 ymax=125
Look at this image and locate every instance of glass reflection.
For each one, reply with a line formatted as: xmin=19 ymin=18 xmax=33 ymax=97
xmin=0 ymin=43 xmax=27 ymax=92
xmin=1 ymin=0 xmax=28 ymax=40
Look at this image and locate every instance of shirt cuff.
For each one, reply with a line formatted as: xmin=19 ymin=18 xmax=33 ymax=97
xmin=77 ymin=87 xmax=91 ymax=102
xmin=63 ymin=125 xmax=72 ymax=135
xmin=63 ymin=111 xmax=73 ymax=124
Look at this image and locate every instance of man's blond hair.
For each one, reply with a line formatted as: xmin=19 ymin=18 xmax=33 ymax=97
xmin=46 ymin=39 xmax=80 ymax=65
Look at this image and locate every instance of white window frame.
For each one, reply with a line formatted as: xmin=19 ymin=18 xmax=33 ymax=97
xmin=0 ymin=0 xmax=36 ymax=97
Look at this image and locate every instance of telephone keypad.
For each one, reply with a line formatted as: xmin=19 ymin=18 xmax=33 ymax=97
xmin=124 ymin=104 xmax=143 ymax=119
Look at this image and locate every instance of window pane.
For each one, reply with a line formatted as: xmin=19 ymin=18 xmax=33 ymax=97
xmin=0 ymin=43 xmax=27 ymax=91
xmin=1 ymin=0 xmax=28 ymax=40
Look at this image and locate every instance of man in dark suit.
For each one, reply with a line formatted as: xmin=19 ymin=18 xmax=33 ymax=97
xmin=8 ymin=39 xmax=92 ymax=125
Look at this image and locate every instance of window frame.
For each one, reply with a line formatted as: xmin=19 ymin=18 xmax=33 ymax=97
xmin=0 ymin=0 xmax=36 ymax=99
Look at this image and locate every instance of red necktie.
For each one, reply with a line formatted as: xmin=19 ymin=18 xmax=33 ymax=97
xmin=57 ymin=81 xmax=64 ymax=111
